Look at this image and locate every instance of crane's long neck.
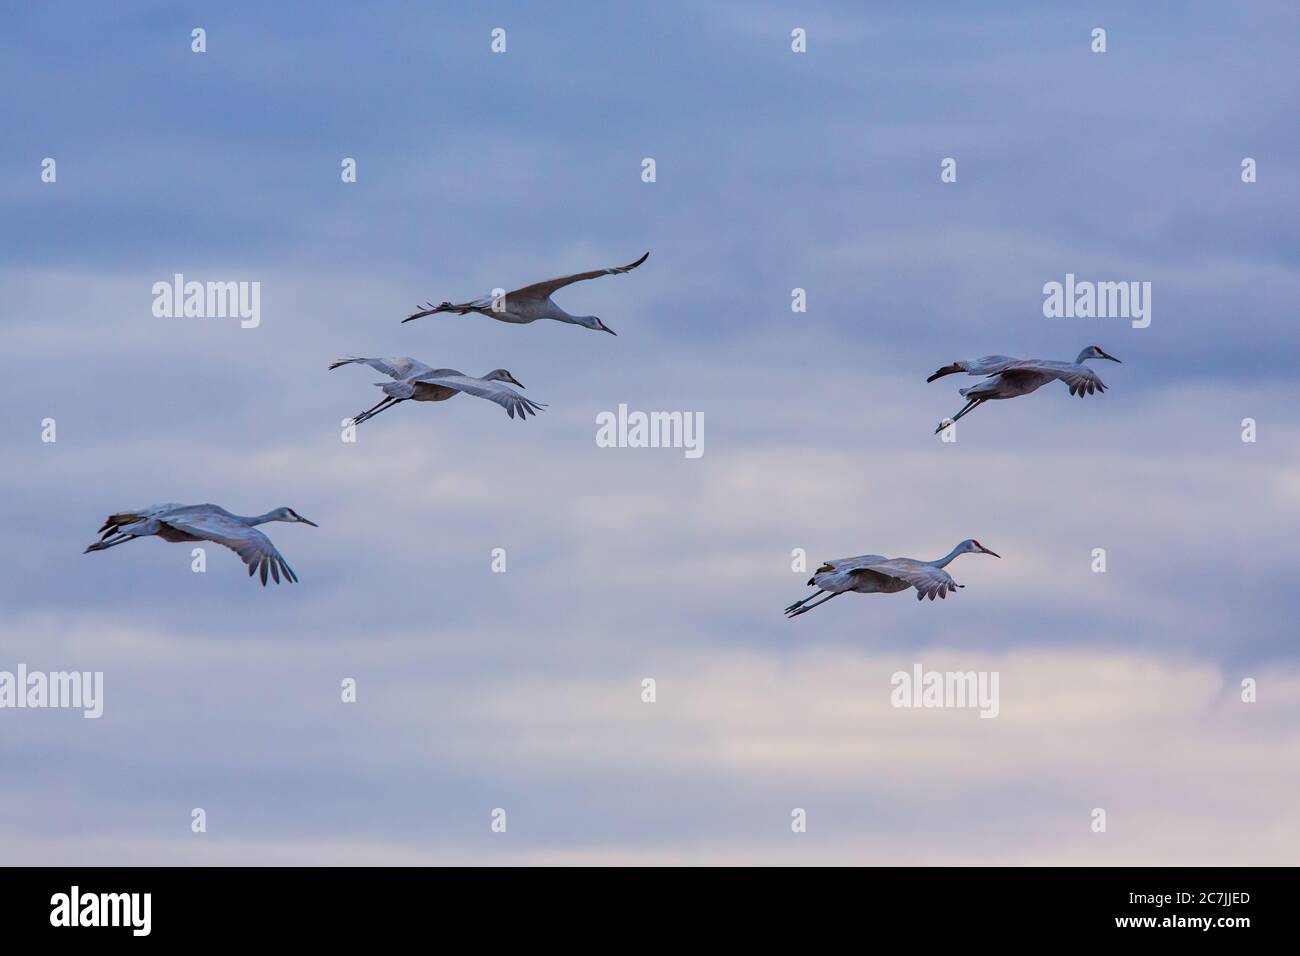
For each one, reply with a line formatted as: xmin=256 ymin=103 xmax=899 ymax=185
xmin=1075 ymin=349 xmax=1095 ymax=364
xmin=238 ymin=511 xmax=280 ymax=526
xmin=930 ymin=545 xmax=966 ymax=568
xmin=548 ymin=303 xmax=580 ymax=324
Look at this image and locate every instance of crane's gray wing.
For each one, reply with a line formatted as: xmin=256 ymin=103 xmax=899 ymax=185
xmin=819 ymin=553 xmax=887 ymax=572
xmin=97 ymin=503 xmax=185 ymax=537
xmin=161 ymin=513 xmax=298 ymax=585
xmin=849 ymin=559 xmax=958 ymax=601
xmin=928 ymin=355 xmax=1021 ymax=382
xmin=1001 ymin=361 xmax=1107 ymax=396
xmin=510 ymin=252 xmax=649 ymax=300
xmin=328 ymin=356 xmax=433 ymax=380
xmin=410 ymin=374 xmax=547 ymax=420
xmin=961 ymin=355 xmax=1022 ymax=375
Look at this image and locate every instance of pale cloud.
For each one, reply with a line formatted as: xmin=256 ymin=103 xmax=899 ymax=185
xmin=3 ymin=621 xmax=1295 ymax=864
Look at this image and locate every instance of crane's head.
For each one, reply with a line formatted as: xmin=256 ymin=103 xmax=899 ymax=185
xmin=577 ymin=315 xmax=617 ymax=335
xmin=485 ymin=369 xmax=526 ymax=389
xmin=958 ymin=538 xmax=1000 ymax=558
xmin=272 ymin=507 xmax=318 ymax=527
xmin=1077 ymin=345 xmax=1121 ymax=364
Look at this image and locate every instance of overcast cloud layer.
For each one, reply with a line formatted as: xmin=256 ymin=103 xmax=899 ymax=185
xmin=2 ymin=2 xmax=1298 ymax=864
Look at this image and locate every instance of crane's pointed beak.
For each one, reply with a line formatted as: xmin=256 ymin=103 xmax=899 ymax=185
xmin=1103 ymin=352 xmax=1122 ymax=363
xmin=600 ymin=324 xmax=617 ymax=336
xmin=510 ymin=377 xmax=526 ymax=389
xmin=298 ymin=516 xmax=319 ymax=527
xmin=980 ymin=546 xmax=1001 ymax=558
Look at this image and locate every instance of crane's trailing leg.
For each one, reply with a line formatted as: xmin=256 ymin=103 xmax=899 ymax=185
xmin=784 ymin=590 xmax=825 ymax=615
xmin=351 ymin=397 xmax=404 ymax=426
xmin=402 ymin=301 xmax=468 ymax=323
xmin=951 ymin=398 xmax=984 ymax=423
xmin=935 ymin=398 xmax=984 ymax=434
xmin=349 ymin=397 xmax=391 ymax=425
xmin=83 ymin=533 xmax=137 ymax=553
xmin=786 ymin=591 xmax=842 ymax=618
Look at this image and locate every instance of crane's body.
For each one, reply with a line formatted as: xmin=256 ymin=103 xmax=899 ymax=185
xmin=330 ymin=357 xmax=546 ymax=425
xmin=401 ymin=252 xmax=648 ymax=334
xmin=929 ymin=345 xmax=1121 ymax=433
xmin=784 ymin=539 xmax=1000 ymax=617
xmin=84 ymin=503 xmax=316 ymax=585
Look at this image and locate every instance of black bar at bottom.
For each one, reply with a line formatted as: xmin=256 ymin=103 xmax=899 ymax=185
xmin=0 ymin=866 xmax=1288 ymax=942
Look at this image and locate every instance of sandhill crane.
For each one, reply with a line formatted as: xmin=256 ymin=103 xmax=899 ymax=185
xmin=401 ymin=251 xmax=649 ymax=334
xmin=84 ymin=503 xmax=316 ymax=585
xmin=329 ymin=357 xmax=545 ymax=425
xmin=784 ymin=539 xmax=1000 ymax=618
xmin=928 ymin=345 xmax=1121 ymax=433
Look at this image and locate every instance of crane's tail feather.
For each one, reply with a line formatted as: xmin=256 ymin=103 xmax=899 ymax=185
xmin=98 ymin=512 xmax=144 ymax=535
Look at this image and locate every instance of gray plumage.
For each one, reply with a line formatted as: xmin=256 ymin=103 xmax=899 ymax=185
xmin=928 ymin=345 xmax=1122 ymax=433
xmin=330 ymin=357 xmax=546 ymax=425
xmin=401 ymin=252 xmax=648 ymax=334
xmin=84 ymin=503 xmax=317 ymax=585
xmin=784 ymin=539 xmax=1001 ymax=618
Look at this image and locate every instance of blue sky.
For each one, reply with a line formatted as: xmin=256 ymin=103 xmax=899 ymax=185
xmin=2 ymin=2 xmax=1298 ymax=864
